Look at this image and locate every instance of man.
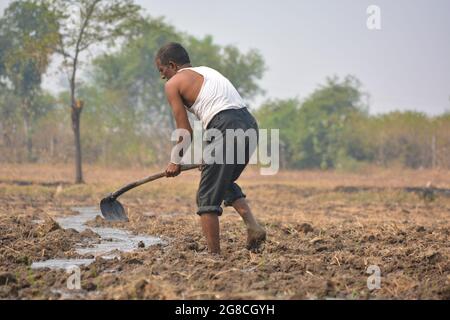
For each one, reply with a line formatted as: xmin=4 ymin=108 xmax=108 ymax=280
xmin=155 ymin=42 xmax=266 ymax=254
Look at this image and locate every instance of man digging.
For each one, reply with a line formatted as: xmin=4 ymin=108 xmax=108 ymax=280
xmin=155 ymin=42 xmax=266 ymax=255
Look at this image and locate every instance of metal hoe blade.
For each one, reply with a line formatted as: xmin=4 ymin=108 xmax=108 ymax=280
xmin=100 ymin=196 xmax=129 ymax=221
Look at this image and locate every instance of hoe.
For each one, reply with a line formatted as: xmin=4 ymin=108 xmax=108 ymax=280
xmin=100 ymin=164 xmax=200 ymax=221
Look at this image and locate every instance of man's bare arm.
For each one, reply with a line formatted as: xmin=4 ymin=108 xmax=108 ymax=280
xmin=164 ymin=79 xmax=193 ymax=176
xmin=165 ymin=80 xmax=193 ymax=136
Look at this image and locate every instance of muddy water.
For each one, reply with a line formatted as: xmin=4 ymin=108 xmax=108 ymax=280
xmin=31 ymin=207 xmax=163 ymax=269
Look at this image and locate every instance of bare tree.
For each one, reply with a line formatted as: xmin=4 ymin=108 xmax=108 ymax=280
xmin=47 ymin=0 xmax=142 ymax=183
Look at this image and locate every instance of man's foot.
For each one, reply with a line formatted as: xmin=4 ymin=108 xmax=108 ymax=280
xmin=246 ymin=226 xmax=266 ymax=251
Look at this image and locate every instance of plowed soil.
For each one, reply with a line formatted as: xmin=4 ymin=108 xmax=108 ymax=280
xmin=0 ymin=164 xmax=449 ymax=299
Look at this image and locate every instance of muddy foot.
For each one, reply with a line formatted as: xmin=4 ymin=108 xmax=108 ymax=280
xmin=246 ymin=227 xmax=266 ymax=251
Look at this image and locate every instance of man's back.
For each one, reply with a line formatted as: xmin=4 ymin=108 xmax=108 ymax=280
xmin=175 ymin=66 xmax=247 ymax=129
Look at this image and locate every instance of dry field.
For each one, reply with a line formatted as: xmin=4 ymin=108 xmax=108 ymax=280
xmin=0 ymin=164 xmax=449 ymax=299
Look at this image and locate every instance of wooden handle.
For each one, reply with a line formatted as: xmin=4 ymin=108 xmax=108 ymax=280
xmin=110 ymin=164 xmax=201 ymax=199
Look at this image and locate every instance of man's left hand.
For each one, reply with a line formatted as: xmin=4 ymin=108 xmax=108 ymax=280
xmin=165 ymin=162 xmax=181 ymax=177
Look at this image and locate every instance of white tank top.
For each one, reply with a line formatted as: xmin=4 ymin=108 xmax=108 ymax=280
xmin=177 ymin=66 xmax=246 ymax=128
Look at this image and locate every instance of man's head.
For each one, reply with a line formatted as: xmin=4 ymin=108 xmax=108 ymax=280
xmin=155 ymin=42 xmax=191 ymax=81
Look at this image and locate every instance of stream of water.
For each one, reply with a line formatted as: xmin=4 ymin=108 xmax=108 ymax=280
xmin=31 ymin=206 xmax=163 ymax=270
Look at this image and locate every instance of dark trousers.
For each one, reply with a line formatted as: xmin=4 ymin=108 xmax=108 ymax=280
xmin=197 ymin=108 xmax=258 ymax=216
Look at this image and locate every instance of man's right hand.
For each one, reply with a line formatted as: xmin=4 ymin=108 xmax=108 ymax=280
xmin=165 ymin=162 xmax=181 ymax=177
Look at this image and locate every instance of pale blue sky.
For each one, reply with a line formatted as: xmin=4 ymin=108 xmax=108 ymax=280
xmin=1 ymin=0 xmax=449 ymax=115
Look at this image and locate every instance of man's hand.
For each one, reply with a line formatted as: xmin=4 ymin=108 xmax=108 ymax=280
xmin=165 ymin=162 xmax=181 ymax=177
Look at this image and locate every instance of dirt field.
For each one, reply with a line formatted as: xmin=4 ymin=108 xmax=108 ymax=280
xmin=0 ymin=164 xmax=449 ymax=300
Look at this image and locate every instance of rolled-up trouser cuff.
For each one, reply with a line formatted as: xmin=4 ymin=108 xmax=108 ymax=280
xmin=223 ymin=183 xmax=246 ymax=207
xmin=197 ymin=205 xmax=223 ymax=216
xmin=223 ymin=194 xmax=246 ymax=207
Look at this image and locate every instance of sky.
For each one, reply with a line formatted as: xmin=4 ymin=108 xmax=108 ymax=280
xmin=1 ymin=0 xmax=449 ymax=115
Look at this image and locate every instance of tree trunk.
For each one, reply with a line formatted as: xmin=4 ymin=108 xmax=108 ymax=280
xmin=50 ymin=136 xmax=57 ymax=159
xmin=12 ymin=123 xmax=19 ymax=162
xmin=431 ymin=135 xmax=436 ymax=169
xmin=2 ymin=126 xmax=12 ymax=161
xmin=71 ymin=102 xmax=84 ymax=184
xmin=23 ymin=115 xmax=33 ymax=162
xmin=22 ymin=99 xmax=33 ymax=162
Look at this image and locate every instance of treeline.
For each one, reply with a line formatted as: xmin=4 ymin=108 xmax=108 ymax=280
xmin=255 ymin=76 xmax=450 ymax=170
xmin=0 ymin=1 xmax=449 ymax=176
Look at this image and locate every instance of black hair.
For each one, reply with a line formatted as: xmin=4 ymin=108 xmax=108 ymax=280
xmin=156 ymin=42 xmax=190 ymax=66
